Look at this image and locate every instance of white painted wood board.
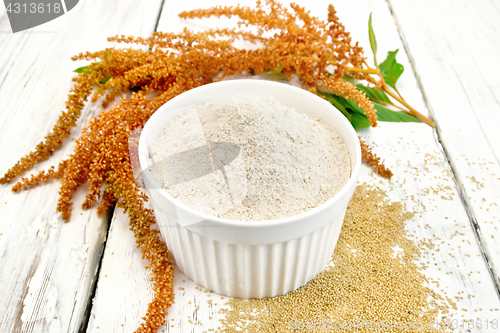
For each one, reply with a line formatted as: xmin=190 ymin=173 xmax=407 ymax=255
xmin=86 ymin=0 xmax=500 ymax=332
xmin=0 ymin=0 xmax=163 ymax=331
xmin=386 ymin=0 xmax=500 ymax=290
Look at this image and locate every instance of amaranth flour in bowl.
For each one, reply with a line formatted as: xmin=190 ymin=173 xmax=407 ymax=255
xmin=149 ymin=94 xmax=350 ymax=221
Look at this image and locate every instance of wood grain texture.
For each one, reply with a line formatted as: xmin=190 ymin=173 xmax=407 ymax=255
xmin=0 ymin=0 xmax=163 ymax=332
xmin=386 ymin=0 xmax=500 ymax=292
xmin=85 ymin=208 xmax=154 ymax=332
xmin=86 ymin=0 xmax=500 ymax=332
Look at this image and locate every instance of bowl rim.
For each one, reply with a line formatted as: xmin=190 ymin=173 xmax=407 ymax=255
xmin=138 ymin=79 xmax=361 ymax=228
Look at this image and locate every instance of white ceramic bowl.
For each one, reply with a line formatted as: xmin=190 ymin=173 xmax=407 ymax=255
xmin=138 ymin=79 xmax=361 ymax=299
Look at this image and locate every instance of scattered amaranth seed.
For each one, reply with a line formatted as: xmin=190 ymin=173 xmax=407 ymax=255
xmin=216 ymin=184 xmax=454 ymax=332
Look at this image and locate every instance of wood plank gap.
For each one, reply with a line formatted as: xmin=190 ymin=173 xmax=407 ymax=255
xmin=384 ymin=0 xmax=500 ymax=298
xmin=77 ymin=202 xmax=115 ymax=333
xmin=154 ymin=0 xmax=167 ymax=33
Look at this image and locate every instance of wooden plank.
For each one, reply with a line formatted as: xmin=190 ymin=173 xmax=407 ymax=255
xmin=386 ymin=0 xmax=500 ymax=291
xmin=85 ymin=208 xmax=156 ymax=332
xmin=86 ymin=0 xmax=500 ymax=332
xmin=0 ymin=0 xmax=163 ymax=332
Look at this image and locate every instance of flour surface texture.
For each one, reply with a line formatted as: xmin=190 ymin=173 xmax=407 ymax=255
xmin=150 ymin=94 xmax=350 ymax=221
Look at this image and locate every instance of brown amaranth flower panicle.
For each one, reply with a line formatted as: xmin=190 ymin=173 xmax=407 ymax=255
xmin=0 ymin=75 xmax=92 ymax=185
xmin=179 ymin=0 xmax=378 ymax=125
xmin=10 ymin=85 xmax=177 ymax=333
xmin=52 ymin=90 xmax=176 ymax=332
xmin=12 ymin=160 xmax=67 ymax=192
xmin=105 ymin=171 xmax=174 ymax=333
xmin=55 ymin=89 xmax=173 ymax=220
xmin=359 ymin=138 xmax=393 ymax=179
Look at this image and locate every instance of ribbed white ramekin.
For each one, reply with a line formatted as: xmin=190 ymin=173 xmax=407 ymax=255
xmin=139 ymin=80 xmax=361 ymax=299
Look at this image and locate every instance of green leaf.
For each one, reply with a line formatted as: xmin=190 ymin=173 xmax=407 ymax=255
xmin=73 ymin=63 xmax=110 ymax=85
xmin=354 ymin=83 xmax=419 ymax=123
xmin=263 ymin=64 xmax=287 ymax=80
xmin=321 ymin=91 xmax=366 ymax=116
xmin=350 ymin=112 xmax=371 ymax=129
xmin=320 ymin=93 xmax=351 ymax=121
xmin=368 ymin=13 xmax=377 ymax=56
xmin=344 ymin=98 xmax=368 ymax=116
xmin=74 ymin=65 xmax=90 ymax=74
xmin=374 ymin=103 xmax=421 ymax=123
xmin=100 ymin=77 xmax=110 ymax=85
xmin=319 ymin=92 xmax=371 ymax=129
xmin=355 ymin=84 xmax=391 ymax=103
xmin=379 ymin=50 xmax=404 ymax=88
xmin=341 ymin=74 xmax=357 ymax=84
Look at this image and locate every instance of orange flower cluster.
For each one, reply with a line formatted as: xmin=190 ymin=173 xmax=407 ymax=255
xmin=178 ymin=1 xmax=378 ymax=125
xmin=359 ymin=138 xmax=393 ymax=179
xmin=0 ymin=76 xmax=91 ymax=185
xmin=1 ymin=1 xmax=384 ymax=332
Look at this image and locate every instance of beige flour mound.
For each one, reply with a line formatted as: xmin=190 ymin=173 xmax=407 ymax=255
xmin=150 ymin=94 xmax=350 ymax=221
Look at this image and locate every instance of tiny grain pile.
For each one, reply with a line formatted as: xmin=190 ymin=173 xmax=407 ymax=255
xmin=216 ymin=184 xmax=455 ymax=333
